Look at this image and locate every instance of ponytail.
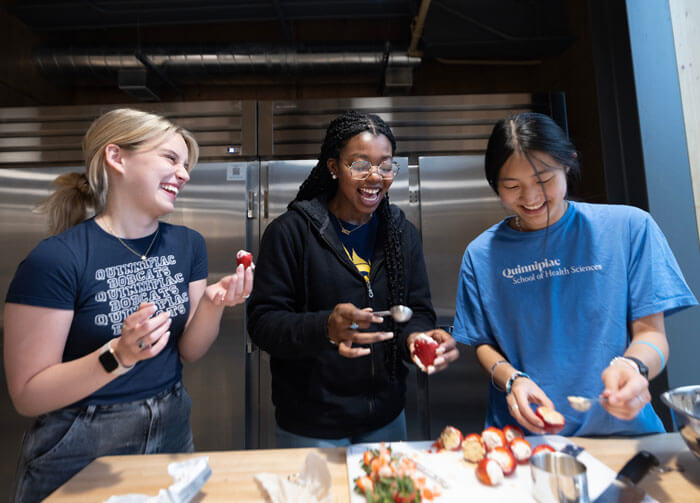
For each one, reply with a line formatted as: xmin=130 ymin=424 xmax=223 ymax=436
xmin=35 ymin=172 xmax=98 ymax=235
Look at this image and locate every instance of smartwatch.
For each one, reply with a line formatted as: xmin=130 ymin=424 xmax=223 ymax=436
xmin=98 ymin=340 xmax=133 ymax=376
xmin=623 ymin=356 xmax=649 ymax=380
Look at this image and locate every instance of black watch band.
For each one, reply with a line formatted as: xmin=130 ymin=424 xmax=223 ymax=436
xmin=624 ymin=356 xmax=649 ymax=380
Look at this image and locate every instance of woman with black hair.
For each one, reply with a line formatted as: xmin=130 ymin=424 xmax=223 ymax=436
xmin=248 ymin=110 xmax=459 ymax=447
xmin=453 ymin=112 xmax=697 ymax=436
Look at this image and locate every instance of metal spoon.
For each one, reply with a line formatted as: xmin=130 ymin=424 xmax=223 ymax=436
xmin=372 ymin=305 xmax=413 ymax=323
xmin=567 ymin=395 xmax=608 ymax=412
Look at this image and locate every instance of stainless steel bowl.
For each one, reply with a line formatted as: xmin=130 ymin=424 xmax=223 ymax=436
xmin=661 ymin=385 xmax=700 ymax=460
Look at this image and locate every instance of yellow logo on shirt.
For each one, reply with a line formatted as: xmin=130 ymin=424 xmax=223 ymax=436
xmin=344 ymin=245 xmax=371 ymax=280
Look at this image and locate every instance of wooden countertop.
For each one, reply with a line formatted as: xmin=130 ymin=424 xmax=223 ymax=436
xmin=45 ymin=433 xmax=699 ymax=502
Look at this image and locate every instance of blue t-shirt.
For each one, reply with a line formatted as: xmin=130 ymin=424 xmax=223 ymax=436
xmin=329 ymin=212 xmax=378 ymax=282
xmin=5 ymin=218 xmax=208 ymax=406
xmin=453 ymin=201 xmax=697 ymax=436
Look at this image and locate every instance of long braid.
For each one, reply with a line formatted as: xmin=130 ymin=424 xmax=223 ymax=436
xmin=378 ymin=195 xmax=405 ymax=380
xmin=293 ymin=110 xmax=405 ymax=380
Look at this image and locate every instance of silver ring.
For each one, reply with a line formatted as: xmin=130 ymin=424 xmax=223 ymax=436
xmin=137 ymin=340 xmax=148 ymax=350
xmin=510 ymin=403 xmax=519 ymax=411
xmin=349 ymin=322 xmax=359 ymax=330
xmin=243 ymin=294 xmax=250 ymax=299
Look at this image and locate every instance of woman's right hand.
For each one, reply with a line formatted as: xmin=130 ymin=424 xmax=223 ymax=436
xmin=327 ymin=303 xmax=393 ymax=358
xmin=113 ymin=302 xmax=172 ymax=367
xmin=506 ymin=377 xmax=555 ymax=435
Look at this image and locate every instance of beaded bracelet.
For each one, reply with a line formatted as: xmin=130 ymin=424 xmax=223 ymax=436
xmin=610 ymin=356 xmax=639 ymax=372
xmin=505 ymin=371 xmax=530 ymax=395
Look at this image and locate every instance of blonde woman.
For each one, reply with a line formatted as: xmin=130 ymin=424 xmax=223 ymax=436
xmin=4 ymin=108 xmax=253 ymax=502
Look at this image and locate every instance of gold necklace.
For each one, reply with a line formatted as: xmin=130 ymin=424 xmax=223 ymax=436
xmin=102 ymin=219 xmax=159 ymax=261
xmin=336 ymin=214 xmax=373 ymax=235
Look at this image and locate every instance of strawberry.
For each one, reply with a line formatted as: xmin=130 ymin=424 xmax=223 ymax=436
xmin=487 ymin=446 xmax=516 ymax=476
xmin=503 ymin=424 xmax=524 ymax=443
xmin=236 ymin=249 xmax=253 ymax=269
xmin=508 ymin=437 xmax=532 ymax=464
xmin=438 ymin=425 xmax=463 ymax=451
xmin=481 ymin=426 xmax=506 ymax=451
xmin=531 ymin=443 xmax=556 ymax=456
xmin=413 ymin=333 xmax=439 ymax=368
xmin=475 ymin=457 xmax=504 ymax=486
xmin=355 ymin=475 xmax=374 ymax=495
xmin=535 ymin=406 xmax=566 ymax=433
xmin=462 ymin=433 xmax=486 ymax=463
xmin=363 ymin=450 xmax=375 ymax=468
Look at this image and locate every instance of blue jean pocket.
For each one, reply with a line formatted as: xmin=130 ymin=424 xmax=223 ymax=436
xmin=24 ymin=407 xmax=85 ymax=468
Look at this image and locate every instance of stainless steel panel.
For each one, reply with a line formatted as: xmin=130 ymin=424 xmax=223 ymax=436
xmin=0 ymin=165 xmax=77 ymax=499
xmin=272 ymin=109 xmax=534 ymax=129
xmin=417 ymin=155 xmax=508 ymax=437
xmin=0 ymin=166 xmax=78 ymax=325
xmin=0 ymin=101 xmax=257 ymax=166
xmin=255 ymin=159 xmax=315 ymax=448
xmin=261 ymin=94 xmax=538 ymax=159
xmin=0 ymin=100 xmax=244 ymax=121
xmin=166 ymin=161 xmax=253 ymax=451
xmin=419 ymin=155 xmax=507 ymax=323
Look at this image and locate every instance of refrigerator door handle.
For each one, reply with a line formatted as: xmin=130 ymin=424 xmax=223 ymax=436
xmin=263 ymin=189 xmax=269 ymax=218
xmin=247 ymin=191 xmax=255 ymax=219
xmin=246 ymin=340 xmax=258 ymax=354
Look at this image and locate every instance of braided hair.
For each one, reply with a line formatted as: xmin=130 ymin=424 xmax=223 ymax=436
xmin=292 ymin=110 xmax=406 ymax=380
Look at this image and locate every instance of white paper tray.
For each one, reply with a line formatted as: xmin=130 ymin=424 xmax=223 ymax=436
xmin=346 ymin=435 xmax=656 ymax=503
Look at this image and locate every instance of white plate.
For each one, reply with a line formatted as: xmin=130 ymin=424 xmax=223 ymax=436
xmin=346 ymin=435 xmax=649 ymax=503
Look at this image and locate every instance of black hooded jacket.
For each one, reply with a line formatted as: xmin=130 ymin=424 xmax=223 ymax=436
xmin=247 ymin=195 xmax=436 ymax=438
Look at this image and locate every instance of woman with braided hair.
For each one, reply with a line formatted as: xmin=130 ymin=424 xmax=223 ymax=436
xmin=248 ymin=110 xmax=459 ymax=447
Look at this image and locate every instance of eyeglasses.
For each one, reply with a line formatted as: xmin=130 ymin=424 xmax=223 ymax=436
xmin=345 ymin=160 xmax=399 ymax=180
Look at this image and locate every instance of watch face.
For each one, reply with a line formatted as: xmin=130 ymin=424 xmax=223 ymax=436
xmin=99 ymin=350 xmax=119 ymax=373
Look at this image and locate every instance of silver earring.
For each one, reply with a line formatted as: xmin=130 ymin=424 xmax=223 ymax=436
xmin=331 ymin=173 xmax=337 ymax=180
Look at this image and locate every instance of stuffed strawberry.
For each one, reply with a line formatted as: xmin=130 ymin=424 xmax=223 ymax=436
xmin=487 ymin=446 xmax=516 ymax=476
xmin=481 ymin=426 xmax=506 ymax=451
xmin=413 ymin=333 xmax=439 ymax=368
xmin=236 ymin=250 xmax=253 ymax=269
xmin=462 ymin=433 xmax=486 ymax=463
xmin=503 ymin=424 xmax=524 ymax=443
xmin=438 ymin=425 xmax=463 ymax=451
xmin=475 ymin=457 xmax=504 ymax=486
xmin=536 ymin=406 xmax=566 ymax=433
xmin=508 ymin=437 xmax=532 ymax=464
xmin=531 ymin=443 xmax=556 ymax=456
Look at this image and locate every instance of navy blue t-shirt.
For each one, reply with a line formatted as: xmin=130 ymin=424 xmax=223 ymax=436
xmin=329 ymin=212 xmax=378 ymax=282
xmin=5 ymin=218 xmax=208 ymax=406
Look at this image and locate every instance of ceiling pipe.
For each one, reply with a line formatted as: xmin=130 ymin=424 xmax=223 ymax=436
xmin=34 ymin=46 xmax=421 ymax=79
xmin=408 ymin=0 xmax=432 ymax=57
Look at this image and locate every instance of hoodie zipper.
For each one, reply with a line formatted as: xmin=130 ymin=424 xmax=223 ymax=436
xmin=318 ymin=230 xmax=383 ymax=418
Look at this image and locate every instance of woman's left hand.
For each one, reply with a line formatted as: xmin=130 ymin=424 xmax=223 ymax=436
xmin=407 ymin=329 xmax=459 ymax=374
xmin=208 ymin=262 xmax=255 ymax=307
xmin=600 ymin=362 xmax=650 ymax=420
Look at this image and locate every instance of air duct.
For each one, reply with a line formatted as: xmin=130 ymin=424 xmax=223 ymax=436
xmin=35 ymin=46 xmax=421 ymax=80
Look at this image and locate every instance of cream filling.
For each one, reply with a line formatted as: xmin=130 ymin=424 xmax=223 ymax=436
xmin=486 ymin=460 xmax=504 ymax=485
